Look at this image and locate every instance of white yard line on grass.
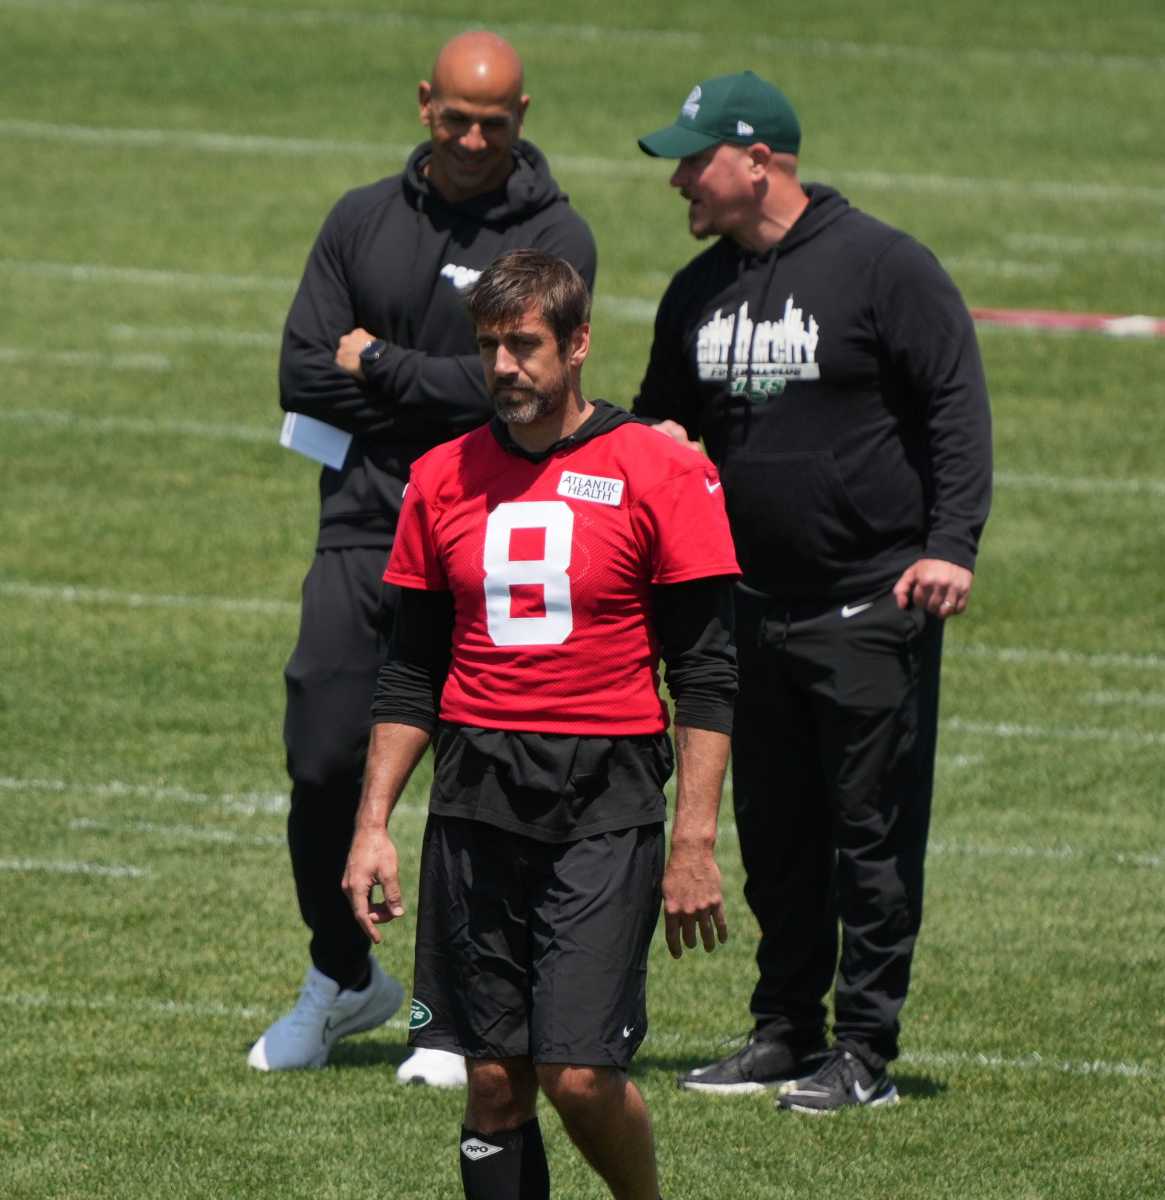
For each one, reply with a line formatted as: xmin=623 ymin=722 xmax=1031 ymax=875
xmin=0 ymin=257 xmax=296 ymax=292
xmin=0 ymin=347 xmax=171 ymax=370
xmin=896 ymin=1048 xmax=1161 ymax=1081
xmin=1006 ymin=232 xmax=1165 ymax=258
xmin=69 ymin=817 xmax=285 ymax=846
xmin=0 ymin=580 xmax=297 ymax=614
xmin=5 ymin=775 xmax=1159 ymax=869
xmin=946 ymin=644 xmax=1165 ymax=671
xmin=1 ymin=2 xmax=1161 ymax=74
xmin=4 ymin=407 xmax=1164 ymax=498
xmin=1084 ymin=690 xmax=1165 ymax=708
xmin=0 ymin=775 xmax=288 ymax=816
xmin=946 ymin=717 xmax=1165 ymax=748
xmin=4 ymin=120 xmax=1165 ymax=205
xmin=109 ymin=322 xmax=279 ymax=348
xmin=928 ymin=841 xmax=1162 ymax=870
xmin=993 ymin=471 xmax=1165 ymax=497
xmin=0 ymin=990 xmax=1157 ymax=1080
xmin=941 ymin=257 xmax=1060 ymax=280
xmin=5 ymin=579 xmax=1164 ymax=676
xmin=0 ymin=857 xmax=150 ymax=878
xmin=0 ymin=408 xmax=276 ymax=443
xmin=0 ymin=774 xmax=428 ymax=821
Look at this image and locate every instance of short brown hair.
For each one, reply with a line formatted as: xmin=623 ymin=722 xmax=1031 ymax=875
xmin=466 ymin=249 xmax=590 ymax=349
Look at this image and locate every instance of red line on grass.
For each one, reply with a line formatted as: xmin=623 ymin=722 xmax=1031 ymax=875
xmin=972 ymin=307 xmax=1165 ymax=338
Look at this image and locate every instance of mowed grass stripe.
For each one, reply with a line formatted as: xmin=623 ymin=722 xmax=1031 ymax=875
xmin=4 ymin=121 xmax=1164 ymax=205
xmin=1 ymin=1 xmax=1161 ymax=74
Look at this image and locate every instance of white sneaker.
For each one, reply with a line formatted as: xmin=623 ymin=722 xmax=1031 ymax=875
xmin=247 ymin=957 xmax=404 ymax=1071
xmin=396 ymin=1047 xmax=467 ymax=1088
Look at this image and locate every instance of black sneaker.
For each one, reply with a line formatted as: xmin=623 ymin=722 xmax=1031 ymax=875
xmin=677 ymin=1034 xmax=826 ymax=1095
xmin=776 ymin=1048 xmax=899 ymax=1114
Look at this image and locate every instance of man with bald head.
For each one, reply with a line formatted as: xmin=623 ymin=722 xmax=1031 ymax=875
xmin=250 ymin=31 xmax=595 ymax=1085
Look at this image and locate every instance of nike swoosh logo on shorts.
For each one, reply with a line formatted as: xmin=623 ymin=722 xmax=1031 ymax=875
xmin=840 ymin=602 xmax=874 ymax=618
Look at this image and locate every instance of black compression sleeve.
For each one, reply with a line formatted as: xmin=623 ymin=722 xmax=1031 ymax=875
xmin=652 ymin=577 xmax=738 ymax=734
xmin=369 ymin=588 xmax=453 ymax=731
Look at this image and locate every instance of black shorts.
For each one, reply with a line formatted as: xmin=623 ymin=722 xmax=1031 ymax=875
xmin=407 ymin=815 xmax=664 ymax=1068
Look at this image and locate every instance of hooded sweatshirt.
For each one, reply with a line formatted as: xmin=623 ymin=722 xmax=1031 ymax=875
xmin=279 ymin=139 xmax=597 ymax=550
xmin=634 ymin=184 xmax=991 ymax=600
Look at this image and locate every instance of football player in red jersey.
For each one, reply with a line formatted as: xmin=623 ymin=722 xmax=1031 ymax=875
xmin=343 ymin=250 xmax=740 ymax=1200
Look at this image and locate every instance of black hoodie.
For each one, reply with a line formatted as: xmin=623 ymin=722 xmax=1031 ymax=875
xmin=279 ymin=139 xmax=597 ymax=550
xmin=634 ymin=184 xmax=991 ymax=600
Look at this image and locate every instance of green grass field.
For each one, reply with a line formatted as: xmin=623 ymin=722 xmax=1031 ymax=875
xmin=1 ymin=1 xmax=1163 ymax=1196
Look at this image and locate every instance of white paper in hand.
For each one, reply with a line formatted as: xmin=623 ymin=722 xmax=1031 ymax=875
xmin=279 ymin=413 xmax=352 ymax=470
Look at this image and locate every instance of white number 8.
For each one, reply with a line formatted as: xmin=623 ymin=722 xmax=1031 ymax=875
xmin=483 ymin=501 xmax=574 ymax=646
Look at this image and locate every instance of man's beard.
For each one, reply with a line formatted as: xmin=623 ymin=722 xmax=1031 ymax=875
xmin=492 ymin=378 xmax=568 ymax=426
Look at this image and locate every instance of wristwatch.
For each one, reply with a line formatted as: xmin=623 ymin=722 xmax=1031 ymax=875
xmin=359 ymin=337 xmax=387 ymax=372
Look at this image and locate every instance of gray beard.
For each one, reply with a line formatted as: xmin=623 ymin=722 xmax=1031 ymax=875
xmin=493 ymin=384 xmax=564 ymax=426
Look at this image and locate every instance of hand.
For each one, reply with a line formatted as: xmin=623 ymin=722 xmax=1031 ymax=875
xmin=341 ymin=825 xmax=405 ymax=945
xmin=892 ymin=558 xmax=974 ymax=619
xmin=647 ymin=419 xmax=702 ymax=453
xmin=662 ymin=840 xmax=728 ymax=959
xmin=335 ymin=327 xmax=375 ymax=380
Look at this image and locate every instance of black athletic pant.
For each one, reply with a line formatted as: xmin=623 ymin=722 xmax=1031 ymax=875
xmin=730 ymin=586 xmax=944 ymax=1070
xmin=283 ymin=546 xmax=397 ymax=990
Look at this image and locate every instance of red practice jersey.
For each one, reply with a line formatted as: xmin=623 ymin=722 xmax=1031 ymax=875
xmin=385 ymin=414 xmax=739 ymax=735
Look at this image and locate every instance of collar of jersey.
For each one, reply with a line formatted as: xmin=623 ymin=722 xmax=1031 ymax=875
xmin=490 ymin=399 xmax=632 ymax=462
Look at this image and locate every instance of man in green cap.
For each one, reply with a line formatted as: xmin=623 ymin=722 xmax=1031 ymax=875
xmin=633 ymin=71 xmax=993 ymax=1114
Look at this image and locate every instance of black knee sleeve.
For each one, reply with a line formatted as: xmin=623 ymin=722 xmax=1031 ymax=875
xmin=459 ymin=1119 xmax=549 ymax=1200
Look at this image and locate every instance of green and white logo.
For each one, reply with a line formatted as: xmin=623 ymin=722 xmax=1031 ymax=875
xmin=408 ymin=998 xmax=433 ymax=1030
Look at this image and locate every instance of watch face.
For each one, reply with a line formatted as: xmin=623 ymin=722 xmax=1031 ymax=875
xmin=360 ymin=338 xmax=385 ymax=364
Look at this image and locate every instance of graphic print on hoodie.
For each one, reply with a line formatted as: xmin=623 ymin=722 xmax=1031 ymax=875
xmin=634 ymin=184 xmax=991 ymax=601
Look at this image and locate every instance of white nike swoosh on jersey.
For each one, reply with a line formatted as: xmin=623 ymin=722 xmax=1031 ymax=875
xmin=705 ymin=479 xmax=722 ymax=494
xmin=840 ymin=602 xmax=874 ymax=618
xmin=622 ymin=1025 xmax=635 ymax=1038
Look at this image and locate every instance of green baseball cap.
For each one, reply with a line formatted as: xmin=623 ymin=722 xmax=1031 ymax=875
xmin=638 ymin=70 xmax=801 ymax=159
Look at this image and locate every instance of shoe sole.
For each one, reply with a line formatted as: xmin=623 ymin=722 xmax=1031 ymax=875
xmin=398 ymin=1073 xmax=467 ymax=1088
xmin=678 ymin=1078 xmax=794 ymax=1096
xmin=780 ymin=1090 xmax=901 ymax=1115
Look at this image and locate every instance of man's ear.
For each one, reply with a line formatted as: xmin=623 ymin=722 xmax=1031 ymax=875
xmin=514 ymin=94 xmax=531 ymax=135
xmin=568 ymin=323 xmax=591 ymax=369
xmin=418 ymin=80 xmax=433 ymax=127
xmin=747 ymin=143 xmax=771 ymax=179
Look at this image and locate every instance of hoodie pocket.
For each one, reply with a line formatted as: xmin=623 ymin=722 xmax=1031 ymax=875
xmin=721 ymin=451 xmax=877 ymax=589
